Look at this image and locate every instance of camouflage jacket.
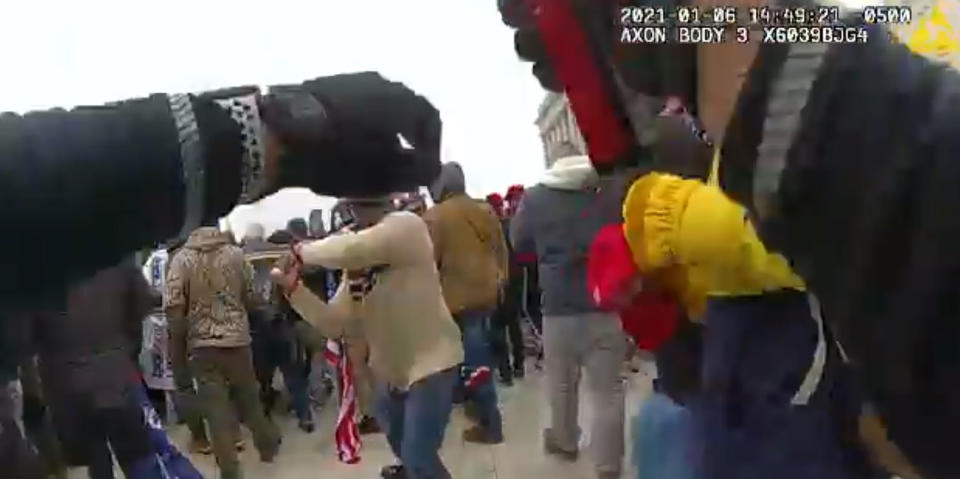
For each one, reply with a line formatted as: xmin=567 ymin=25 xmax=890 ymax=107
xmin=164 ymin=227 xmax=255 ymax=349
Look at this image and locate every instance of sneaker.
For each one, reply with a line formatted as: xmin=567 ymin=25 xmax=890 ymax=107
xmin=463 ymin=425 xmax=504 ymax=445
xmin=543 ymin=429 xmax=578 ymax=461
xmin=189 ymin=438 xmax=212 ymax=455
xmin=380 ymin=464 xmax=407 ymax=479
xmin=358 ymin=415 xmax=382 ymax=435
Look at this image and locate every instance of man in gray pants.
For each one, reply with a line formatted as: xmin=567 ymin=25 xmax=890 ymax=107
xmin=510 ymin=149 xmax=627 ymax=479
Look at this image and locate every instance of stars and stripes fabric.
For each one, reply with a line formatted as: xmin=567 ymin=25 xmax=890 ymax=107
xmin=324 ymin=339 xmax=362 ymax=464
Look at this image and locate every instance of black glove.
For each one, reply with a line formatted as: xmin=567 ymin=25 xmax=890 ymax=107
xmin=260 ymin=72 xmax=442 ymax=198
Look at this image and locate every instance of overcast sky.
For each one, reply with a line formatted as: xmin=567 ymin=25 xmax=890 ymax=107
xmin=0 ymin=0 xmax=547 ymax=236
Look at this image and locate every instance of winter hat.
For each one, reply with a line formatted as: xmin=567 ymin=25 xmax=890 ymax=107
xmin=505 ymin=184 xmax=525 ymax=201
xmin=486 ymin=193 xmax=505 ymax=216
xmin=267 ymin=229 xmax=296 ymax=245
xmin=429 ymin=162 xmax=465 ymax=203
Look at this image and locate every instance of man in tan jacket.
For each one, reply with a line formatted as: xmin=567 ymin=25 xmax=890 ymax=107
xmin=275 ymin=197 xmax=464 ymax=479
xmin=165 ymin=226 xmax=280 ymax=479
xmin=423 ymin=162 xmax=508 ymax=444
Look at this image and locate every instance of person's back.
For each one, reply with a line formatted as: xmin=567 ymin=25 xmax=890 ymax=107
xmin=423 ymin=161 xmax=507 ymax=445
xmin=243 ymin=231 xmax=319 ymax=431
xmin=168 ymin=227 xmax=253 ymax=349
xmin=511 ymin=155 xmax=618 ymax=316
xmin=423 ymin=163 xmax=507 ymax=315
xmin=165 ymin=226 xmax=279 ymax=479
xmin=510 ymin=153 xmax=627 ymax=479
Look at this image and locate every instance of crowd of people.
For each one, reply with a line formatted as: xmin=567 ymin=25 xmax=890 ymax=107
xmin=4 ymin=3 xmax=960 ymax=479
xmin=0 ymin=147 xmax=933 ymax=479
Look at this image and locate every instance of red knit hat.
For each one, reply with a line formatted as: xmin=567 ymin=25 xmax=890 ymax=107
xmin=587 ymin=224 xmax=679 ymax=351
xmin=505 ymin=184 xmax=525 ymax=200
xmin=486 ymin=193 xmax=505 ymax=216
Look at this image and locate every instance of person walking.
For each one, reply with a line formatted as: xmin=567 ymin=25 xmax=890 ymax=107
xmin=424 ymin=162 xmax=508 ymax=444
xmin=243 ymin=222 xmax=317 ymax=433
xmin=165 ymin=226 xmax=280 ymax=479
xmin=30 ymin=261 xmax=161 ymax=479
xmin=505 ymin=185 xmax=544 ymax=336
xmin=485 ymin=192 xmax=525 ymax=386
xmin=511 ymin=151 xmax=627 ymax=479
xmin=274 ymin=196 xmax=463 ymax=479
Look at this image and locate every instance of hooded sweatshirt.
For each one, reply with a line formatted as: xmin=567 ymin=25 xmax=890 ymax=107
xmin=165 ymin=227 xmax=256 ymax=349
xmin=511 ymin=155 xmax=619 ymax=316
xmin=423 ymin=162 xmax=508 ymax=315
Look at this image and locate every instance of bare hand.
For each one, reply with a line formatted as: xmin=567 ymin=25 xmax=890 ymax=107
xmin=270 ymin=253 xmax=302 ymax=295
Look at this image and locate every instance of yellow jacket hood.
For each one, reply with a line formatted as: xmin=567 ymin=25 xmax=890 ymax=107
xmin=622 ymin=172 xmax=805 ymax=318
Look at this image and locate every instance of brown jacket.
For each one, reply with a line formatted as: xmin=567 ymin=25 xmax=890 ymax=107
xmin=423 ymin=194 xmax=508 ymax=315
xmin=164 ymin=227 xmax=256 ymax=350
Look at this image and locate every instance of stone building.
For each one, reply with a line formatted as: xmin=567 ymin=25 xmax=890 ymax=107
xmin=535 ymin=92 xmax=586 ymax=168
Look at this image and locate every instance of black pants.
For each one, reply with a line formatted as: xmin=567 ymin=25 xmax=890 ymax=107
xmin=491 ymin=274 xmax=525 ymax=378
xmin=251 ymin=309 xmax=312 ymax=421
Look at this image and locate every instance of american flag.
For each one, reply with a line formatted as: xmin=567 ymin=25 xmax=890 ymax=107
xmin=323 ymin=339 xmax=362 ymax=464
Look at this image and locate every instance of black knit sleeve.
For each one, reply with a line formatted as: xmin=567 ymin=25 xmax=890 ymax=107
xmin=0 ymin=94 xmax=243 ymax=307
xmin=741 ymin=31 xmax=960 ymax=478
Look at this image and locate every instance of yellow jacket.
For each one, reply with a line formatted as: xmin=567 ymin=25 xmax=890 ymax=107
xmin=621 ymin=172 xmax=805 ymax=318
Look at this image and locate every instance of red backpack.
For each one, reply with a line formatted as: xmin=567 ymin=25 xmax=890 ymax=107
xmin=587 ymin=224 xmax=679 ymax=351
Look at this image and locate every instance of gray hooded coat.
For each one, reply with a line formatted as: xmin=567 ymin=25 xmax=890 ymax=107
xmin=510 ymin=155 xmax=620 ymax=316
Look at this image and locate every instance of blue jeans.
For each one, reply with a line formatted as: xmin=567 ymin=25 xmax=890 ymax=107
xmin=281 ymin=361 xmax=312 ymax=423
xmin=633 ymin=392 xmax=703 ymax=479
xmin=376 ymin=368 xmax=457 ymax=479
xmin=457 ymin=309 xmax=503 ymax=439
